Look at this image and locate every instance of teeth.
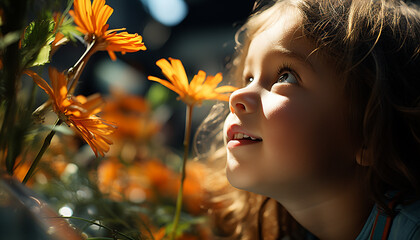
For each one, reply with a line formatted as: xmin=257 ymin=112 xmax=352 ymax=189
xmin=233 ymin=133 xmax=244 ymax=139
xmin=233 ymin=133 xmax=260 ymax=140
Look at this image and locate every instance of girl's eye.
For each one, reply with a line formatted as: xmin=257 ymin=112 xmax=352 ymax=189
xmin=276 ymin=71 xmax=298 ymax=84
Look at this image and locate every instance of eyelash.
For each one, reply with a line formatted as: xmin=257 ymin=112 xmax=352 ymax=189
xmin=276 ymin=63 xmax=299 ymax=84
xmin=277 ymin=63 xmax=292 ymax=76
xmin=243 ymin=63 xmax=300 ymax=86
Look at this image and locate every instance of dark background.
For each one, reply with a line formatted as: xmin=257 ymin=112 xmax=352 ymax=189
xmin=52 ymin=0 xmax=255 ymax=150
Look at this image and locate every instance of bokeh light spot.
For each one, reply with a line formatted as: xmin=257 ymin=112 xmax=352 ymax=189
xmin=58 ymin=205 xmax=73 ymax=217
xmin=141 ymin=0 xmax=188 ymax=26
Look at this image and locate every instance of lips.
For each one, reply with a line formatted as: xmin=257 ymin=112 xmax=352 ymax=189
xmin=232 ymin=133 xmax=260 ymax=141
xmin=226 ymin=124 xmax=262 ymax=149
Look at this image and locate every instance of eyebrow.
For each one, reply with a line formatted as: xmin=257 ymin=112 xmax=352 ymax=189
xmin=271 ymin=45 xmax=316 ymax=71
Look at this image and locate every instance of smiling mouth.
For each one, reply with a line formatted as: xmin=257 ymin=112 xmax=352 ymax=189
xmin=232 ymin=133 xmax=262 ymax=141
xmin=225 ymin=124 xmax=263 ymax=149
xmin=227 ymin=132 xmax=262 ymax=149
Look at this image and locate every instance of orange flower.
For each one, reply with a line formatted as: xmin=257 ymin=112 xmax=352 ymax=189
xmin=13 ymin=157 xmax=32 ymax=184
xmin=148 ymin=58 xmax=238 ymax=106
xmin=50 ymin=13 xmax=69 ymax=56
xmin=183 ymin=161 xmax=207 ymax=214
xmin=97 ymin=157 xmax=125 ymax=199
xmin=69 ymin=0 xmax=146 ymax=61
xmin=25 ymin=68 xmax=115 ymax=157
xmin=152 ymin=228 xmax=166 ymax=240
xmin=101 ymin=89 xmax=159 ymax=141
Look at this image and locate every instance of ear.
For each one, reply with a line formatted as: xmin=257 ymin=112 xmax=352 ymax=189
xmin=356 ymin=145 xmax=371 ymax=166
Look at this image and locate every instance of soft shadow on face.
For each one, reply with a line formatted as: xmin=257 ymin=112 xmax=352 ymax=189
xmin=224 ymin=6 xmax=357 ymax=199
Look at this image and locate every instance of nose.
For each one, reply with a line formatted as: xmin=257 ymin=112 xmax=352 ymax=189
xmin=229 ymin=86 xmax=259 ymax=114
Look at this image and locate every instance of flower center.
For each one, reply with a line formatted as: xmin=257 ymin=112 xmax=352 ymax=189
xmin=58 ymin=111 xmax=69 ymax=123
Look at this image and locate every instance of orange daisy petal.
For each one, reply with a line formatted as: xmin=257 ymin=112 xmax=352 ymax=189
xmin=155 ymin=58 xmax=176 ymax=81
xmin=79 ymin=93 xmax=105 ymax=116
xmin=74 ymin=0 xmax=93 ymax=33
xmin=155 ymin=58 xmax=186 ymax=92
xmin=70 ymin=0 xmax=146 ymax=61
xmin=92 ymin=0 xmax=105 ymax=12
xmin=24 ymin=70 xmax=54 ymax=99
xmin=148 ymin=76 xmax=185 ymax=97
xmin=189 ymin=70 xmax=206 ymax=94
xmin=214 ymin=85 xmax=238 ymax=93
xmin=69 ymin=8 xmax=89 ymax=34
xmin=95 ymin=5 xmax=113 ymax=36
xmin=169 ymin=57 xmax=189 ymax=92
xmin=203 ymin=73 xmax=223 ymax=89
xmin=48 ymin=68 xmax=68 ymax=106
xmin=148 ymin=58 xmax=236 ymax=105
xmin=84 ymin=0 xmax=96 ymax=33
xmin=72 ymin=117 xmax=115 ymax=157
xmin=107 ymin=50 xmax=117 ymax=61
xmin=104 ymin=28 xmax=126 ymax=35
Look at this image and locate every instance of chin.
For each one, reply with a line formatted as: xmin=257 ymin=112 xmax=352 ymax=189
xmin=226 ymin=171 xmax=251 ymax=191
xmin=226 ymin=172 xmax=272 ymax=197
xmin=225 ymin=159 xmax=259 ymax=192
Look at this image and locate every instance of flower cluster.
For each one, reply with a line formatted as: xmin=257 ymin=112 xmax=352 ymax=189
xmin=70 ymin=0 xmax=146 ymax=60
xmin=148 ymin=58 xmax=237 ymax=106
xmin=0 ymin=0 xmax=238 ymax=239
xmin=25 ymin=68 xmax=115 ymax=157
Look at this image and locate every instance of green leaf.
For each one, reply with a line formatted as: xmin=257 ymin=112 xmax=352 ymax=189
xmin=164 ymin=220 xmax=193 ymax=238
xmin=146 ymin=84 xmax=170 ymax=109
xmin=31 ymin=44 xmax=51 ymax=66
xmin=22 ymin=19 xmax=55 ymax=49
xmin=59 ymin=15 xmax=82 ymax=42
xmin=21 ymin=18 xmax=55 ymax=67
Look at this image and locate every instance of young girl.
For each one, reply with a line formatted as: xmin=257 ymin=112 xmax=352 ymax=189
xmin=202 ymin=0 xmax=420 ymax=239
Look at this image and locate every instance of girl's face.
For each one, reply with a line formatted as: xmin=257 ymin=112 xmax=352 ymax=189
xmin=224 ymin=7 xmax=357 ymax=197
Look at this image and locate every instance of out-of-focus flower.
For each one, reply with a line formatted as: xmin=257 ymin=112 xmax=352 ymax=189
xmin=183 ymin=161 xmax=207 ymax=214
xmin=50 ymin=13 xmax=69 ymax=56
xmin=97 ymin=157 xmax=125 ymax=199
xmin=140 ymin=159 xmax=174 ymax=195
xmin=13 ymin=138 xmax=72 ymax=185
xmin=148 ymin=58 xmax=237 ymax=106
xmin=69 ymin=0 xmax=146 ymax=61
xmin=152 ymin=228 xmax=166 ymax=240
xmin=51 ymin=32 xmax=67 ymax=53
xmin=102 ymin=89 xmax=159 ymax=141
xmin=96 ymin=158 xmax=173 ymax=202
xmin=13 ymin=157 xmax=32 ymax=183
xmin=25 ymin=68 xmax=115 ymax=157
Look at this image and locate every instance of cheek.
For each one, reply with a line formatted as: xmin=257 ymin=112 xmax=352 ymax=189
xmin=260 ymin=95 xmax=351 ymax=182
xmin=262 ymin=99 xmax=316 ymax=173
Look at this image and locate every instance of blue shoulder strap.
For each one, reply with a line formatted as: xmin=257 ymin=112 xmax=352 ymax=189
xmin=369 ymin=191 xmax=402 ymax=240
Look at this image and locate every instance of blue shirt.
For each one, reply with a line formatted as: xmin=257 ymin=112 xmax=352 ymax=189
xmin=356 ymin=197 xmax=420 ymax=240
xmin=305 ymin=194 xmax=420 ymax=240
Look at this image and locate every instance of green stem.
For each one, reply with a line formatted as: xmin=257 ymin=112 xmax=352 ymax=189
xmin=22 ymin=119 xmax=62 ymax=184
xmin=170 ymin=105 xmax=193 ymax=240
xmin=67 ymin=40 xmax=97 ymax=94
xmin=61 ymin=216 xmax=136 ymax=240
